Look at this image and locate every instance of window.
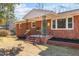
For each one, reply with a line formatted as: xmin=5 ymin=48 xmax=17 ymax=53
xmin=52 ymin=20 xmax=56 ymax=28
xmin=31 ymin=21 xmax=36 ymax=28
xmin=68 ymin=17 xmax=72 ymax=28
xmin=57 ymin=19 xmax=66 ymax=28
xmin=51 ymin=17 xmax=73 ymax=30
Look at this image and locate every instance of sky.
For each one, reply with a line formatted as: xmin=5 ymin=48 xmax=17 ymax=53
xmin=14 ymin=3 xmax=79 ymax=20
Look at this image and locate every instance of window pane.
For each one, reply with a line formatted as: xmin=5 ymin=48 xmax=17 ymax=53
xmin=68 ymin=18 xmax=72 ymax=28
xmin=57 ymin=19 xmax=66 ymax=28
xmin=53 ymin=20 xmax=56 ymax=28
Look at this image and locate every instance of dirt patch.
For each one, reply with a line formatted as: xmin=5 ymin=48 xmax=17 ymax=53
xmin=0 ymin=36 xmax=48 ymax=56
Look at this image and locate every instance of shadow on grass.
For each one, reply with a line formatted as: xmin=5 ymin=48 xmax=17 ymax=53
xmin=39 ymin=48 xmax=52 ymax=56
xmin=0 ymin=47 xmax=23 ymax=56
xmin=39 ymin=45 xmax=79 ymax=56
xmin=38 ymin=45 xmax=55 ymax=56
xmin=0 ymin=44 xmax=24 ymax=56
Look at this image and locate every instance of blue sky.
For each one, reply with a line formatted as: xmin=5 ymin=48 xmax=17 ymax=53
xmin=14 ymin=3 xmax=79 ymax=20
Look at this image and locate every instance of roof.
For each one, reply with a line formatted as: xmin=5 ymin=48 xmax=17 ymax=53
xmin=15 ymin=9 xmax=79 ymax=24
xmin=58 ymin=9 xmax=79 ymax=14
xmin=23 ymin=9 xmax=57 ymax=19
xmin=23 ymin=9 xmax=79 ymax=20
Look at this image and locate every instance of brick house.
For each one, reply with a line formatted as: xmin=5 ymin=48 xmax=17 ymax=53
xmin=15 ymin=9 xmax=79 ymax=40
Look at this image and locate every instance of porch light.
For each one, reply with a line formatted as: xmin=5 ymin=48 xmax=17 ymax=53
xmin=48 ymin=22 xmax=50 ymax=26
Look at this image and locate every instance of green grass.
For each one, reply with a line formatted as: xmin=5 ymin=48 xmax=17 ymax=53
xmin=39 ymin=45 xmax=79 ymax=56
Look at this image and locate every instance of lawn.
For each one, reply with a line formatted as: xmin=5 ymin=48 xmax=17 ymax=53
xmin=39 ymin=45 xmax=79 ymax=56
xmin=0 ymin=36 xmax=79 ymax=56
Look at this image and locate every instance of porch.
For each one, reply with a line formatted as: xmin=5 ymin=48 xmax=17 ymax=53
xmin=23 ymin=15 xmax=53 ymax=44
xmin=24 ymin=26 xmax=53 ymax=44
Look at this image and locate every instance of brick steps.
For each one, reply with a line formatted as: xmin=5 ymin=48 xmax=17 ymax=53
xmin=47 ymin=40 xmax=79 ymax=48
xmin=26 ymin=36 xmax=49 ymax=44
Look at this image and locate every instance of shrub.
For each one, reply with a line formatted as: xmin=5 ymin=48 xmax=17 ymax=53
xmin=0 ymin=29 xmax=10 ymax=36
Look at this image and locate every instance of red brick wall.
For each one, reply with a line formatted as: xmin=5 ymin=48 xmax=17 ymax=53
xmin=36 ymin=21 xmax=41 ymax=29
xmin=16 ymin=22 xmax=31 ymax=37
xmin=29 ymin=21 xmax=42 ymax=35
xmin=16 ymin=24 xmax=20 ymax=36
xmin=74 ymin=15 xmax=79 ymax=38
xmin=16 ymin=15 xmax=79 ymax=39
xmin=16 ymin=21 xmax=41 ymax=36
xmin=49 ymin=15 xmax=79 ymax=39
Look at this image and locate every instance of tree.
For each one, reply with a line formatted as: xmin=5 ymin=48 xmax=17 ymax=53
xmin=0 ymin=3 xmax=18 ymax=29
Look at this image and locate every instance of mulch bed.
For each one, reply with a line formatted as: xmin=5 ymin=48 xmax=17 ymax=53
xmin=47 ymin=38 xmax=79 ymax=48
xmin=47 ymin=40 xmax=79 ymax=48
xmin=50 ymin=38 xmax=79 ymax=44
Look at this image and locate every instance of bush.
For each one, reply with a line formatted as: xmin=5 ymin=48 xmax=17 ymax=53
xmin=0 ymin=29 xmax=10 ymax=36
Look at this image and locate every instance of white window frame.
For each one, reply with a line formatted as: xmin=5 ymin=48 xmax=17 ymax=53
xmin=67 ymin=17 xmax=74 ymax=30
xmin=51 ymin=16 xmax=74 ymax=30
xmin=57 ymin=18 xmax=67 ymax=29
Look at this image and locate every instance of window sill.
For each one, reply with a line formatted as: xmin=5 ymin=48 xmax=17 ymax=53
xmin=51 ymin=28 xmax=74 ymax=30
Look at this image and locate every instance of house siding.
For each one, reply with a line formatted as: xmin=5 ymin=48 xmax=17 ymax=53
xmin=16 ymin=22 xmax=31 ymax=37
xmin=51 ymin=15 xmax=79 ymax=39
xmin=16 ymin=21 xmax=42 ymax=36
xmin=16 ymin=15 xmax=79 ymax=39
xmin=36 ymin=21 xmax=41 ymax=29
